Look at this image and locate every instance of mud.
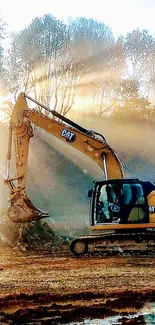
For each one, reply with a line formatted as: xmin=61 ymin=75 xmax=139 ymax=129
xmin=1 ymin=118 xmax=155 ymax=324
xmin=0 ymin=244 xmax=155 ymax=324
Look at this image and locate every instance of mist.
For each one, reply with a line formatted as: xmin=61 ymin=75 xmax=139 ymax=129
xmin=76 ymin=116 xmax=155 ymax=180
xmin=0 ymin=115 xmax=155 ymax=245
xmin=26 ymin=115 xmax=155 ymax=237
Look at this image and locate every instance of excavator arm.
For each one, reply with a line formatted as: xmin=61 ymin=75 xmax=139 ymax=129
xmin=5 ymin=92 xmax=124 ymax=223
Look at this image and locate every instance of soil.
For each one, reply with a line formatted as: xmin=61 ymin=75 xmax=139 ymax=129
xmin=0 ymin=243 xmax=155 ymax=324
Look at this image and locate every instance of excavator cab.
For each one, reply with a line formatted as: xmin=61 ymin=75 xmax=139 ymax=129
xmin=89 ymin=179 xmax=149 ymax=227
xmin=6 ymin=93 xmax=155 ymax=256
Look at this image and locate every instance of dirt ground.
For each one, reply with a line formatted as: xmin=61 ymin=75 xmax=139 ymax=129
xmin=0 ymin=244 xmax=155 ymax=324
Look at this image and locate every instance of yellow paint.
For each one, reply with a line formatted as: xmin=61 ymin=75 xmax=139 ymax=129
xmin=8 ymin=92 xmax=124 ymax=193
xmin=148 ymin=190 xmax=155 ymax=222
xmin=92 ymin=223 xmax=155 ymax=231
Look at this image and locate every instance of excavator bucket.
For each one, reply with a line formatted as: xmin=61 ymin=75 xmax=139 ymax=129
xmin=8 ymin=191 xmax=50 ymax=223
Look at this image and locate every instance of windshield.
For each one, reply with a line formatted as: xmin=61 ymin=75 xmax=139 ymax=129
xmin=95 ymin=182 xmax=146 ymax=224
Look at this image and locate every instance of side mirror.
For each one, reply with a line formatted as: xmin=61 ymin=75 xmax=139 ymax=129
xmin=88 ymin=188 xmax=93 ymax=198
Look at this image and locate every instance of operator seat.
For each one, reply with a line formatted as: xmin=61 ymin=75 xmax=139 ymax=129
xmin=128 ymin=184 xmax=145 ymax=222
xmin=119 ymin=184 xmax=133 ymax=223
xmin=122 ymin=184 xmax=132 ymax=205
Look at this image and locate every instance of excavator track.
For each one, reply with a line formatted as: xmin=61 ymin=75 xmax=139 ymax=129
xmin=70 ymin=229 xmax=155 ymax=257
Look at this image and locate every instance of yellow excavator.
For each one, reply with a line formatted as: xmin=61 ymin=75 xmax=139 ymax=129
xmin=4 ymin=92 xmax=155 ymax=256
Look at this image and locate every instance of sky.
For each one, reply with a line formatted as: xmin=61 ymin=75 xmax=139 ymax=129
xmin=1 ymin=0 xmax=155 ymax=38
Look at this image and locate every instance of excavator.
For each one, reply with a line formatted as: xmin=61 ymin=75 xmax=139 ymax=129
xmin=4 ymin=92 xmax=155 ymax=256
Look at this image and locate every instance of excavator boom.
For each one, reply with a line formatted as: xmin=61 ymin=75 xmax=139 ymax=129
xmin=5 ymin=92 xmax=155 ymax=257
xmin=5 ymin=92 xmax=124 ymax=223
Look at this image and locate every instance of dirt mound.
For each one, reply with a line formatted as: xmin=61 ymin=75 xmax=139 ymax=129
xmin=18 ymin=220 xmax=64 ymax=253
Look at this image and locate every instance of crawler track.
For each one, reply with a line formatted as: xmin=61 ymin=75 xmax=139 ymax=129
xmin=70 ymin=229 xmax=155 ymax=257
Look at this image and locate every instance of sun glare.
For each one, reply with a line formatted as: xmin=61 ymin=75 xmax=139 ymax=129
xmin=74 ymin=95 xmax=93 ymax=112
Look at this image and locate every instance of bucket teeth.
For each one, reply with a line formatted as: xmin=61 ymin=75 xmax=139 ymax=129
xmin=8 ymin=192 xmax=49 ymax=223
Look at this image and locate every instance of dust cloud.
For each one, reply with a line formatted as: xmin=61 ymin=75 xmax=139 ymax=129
xmin=25 ymin=115 xmax=155 ymax=237
xmin=26 ymin=133 xmax=93 ymax=235
xmin=76 ymin=116 xmax=155 ymax=181
xmin=1 ymin=115 xmax=155 ymax=245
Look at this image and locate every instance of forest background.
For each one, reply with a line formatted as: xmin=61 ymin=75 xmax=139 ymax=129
xmin=0 ymin=14 xmax=155 ymax=239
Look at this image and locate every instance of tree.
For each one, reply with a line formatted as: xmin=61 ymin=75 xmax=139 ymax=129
xmin=7 ymin=14 xmax=82 ymax=115
xmin=119 ymin=29 xmax=155 ymax=102
xmin=6 ymin=14 xmax=67 ymax=102
xmin=111 ymin=78 xmax=152 ymax=122
xmin=68 ymin=18 xmax=124 ymax=116
xmin=6 ymin=16 xmax=125 ymax=116
xmin=0 ymin=15 xmax=7 ymax=95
